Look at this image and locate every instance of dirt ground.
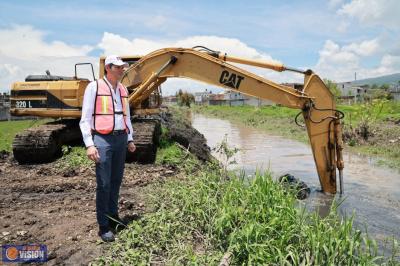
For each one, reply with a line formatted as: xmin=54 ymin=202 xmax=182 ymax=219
xmin=0 ymin=153 xmax=178 ymax=265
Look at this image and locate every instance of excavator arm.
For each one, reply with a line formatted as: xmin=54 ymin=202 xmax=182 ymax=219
xmin=121 ymin=47 xmax=344 ymax=194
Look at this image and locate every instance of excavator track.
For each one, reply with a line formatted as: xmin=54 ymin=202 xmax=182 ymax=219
xmin=12 ymin=118 xmax=161 ymax=164
xmin=12 ymin=120 xmax=82 ymax=164
xmin=126 ymin=118 xmax=161 ymax=164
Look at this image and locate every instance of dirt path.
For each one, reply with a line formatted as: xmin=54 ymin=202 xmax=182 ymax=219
xmin=0 ymin=153 xmax=177 ymax=265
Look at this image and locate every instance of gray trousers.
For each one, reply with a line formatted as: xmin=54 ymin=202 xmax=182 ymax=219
xmin=93 ymin=133 xmax=127 ymax=227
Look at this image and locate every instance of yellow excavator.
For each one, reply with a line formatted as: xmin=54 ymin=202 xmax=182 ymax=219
xmin=11 ymin=55 xmax=163 ymax=164
xmin=10 ymin=47 xmax=344 ymax=194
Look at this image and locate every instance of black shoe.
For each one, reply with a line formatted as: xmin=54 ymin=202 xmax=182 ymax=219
xmin=98 ymin=226 xmax=115 ymax=242
xmin=108 ymin=215 xmax=127 ymax=231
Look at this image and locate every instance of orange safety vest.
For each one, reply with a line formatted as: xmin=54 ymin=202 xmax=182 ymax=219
xmin=92 ymin=79 xmax=130 ymax=135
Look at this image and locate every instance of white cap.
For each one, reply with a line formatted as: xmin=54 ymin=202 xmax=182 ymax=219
xmin=105 ymin=55 xmax=128 ymax=67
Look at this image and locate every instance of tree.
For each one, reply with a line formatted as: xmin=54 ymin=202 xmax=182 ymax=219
xmin=371 ymin=84 xmax=379 ymax=90
xmin=372 ymin=88 xmax=393 ymax=100
xmin=176 ymin=90 xmax=195 ymax=107
xmin=213 ymin=134 xmax=239 ymax=180
xmin=177 ymin=89 xmax=183 ymax=97
xmin=323 ymin=79 xmax=341 ymax=98
xmin=380 ymin=84 xmax=389 ymax=91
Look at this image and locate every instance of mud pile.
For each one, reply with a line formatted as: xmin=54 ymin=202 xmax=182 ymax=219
xmin=162 ymin=112 xmax=211 ymax=162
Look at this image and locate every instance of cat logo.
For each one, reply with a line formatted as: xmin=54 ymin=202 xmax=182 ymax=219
xmin=219 ymin=70 xmax=244 ymax=89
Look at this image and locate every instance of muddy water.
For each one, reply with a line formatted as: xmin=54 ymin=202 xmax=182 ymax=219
xmin=192 ymin=113 xmax=400 ymax=253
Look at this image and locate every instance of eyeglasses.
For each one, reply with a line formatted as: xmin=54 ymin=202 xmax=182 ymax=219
xmin=110 ymin=64 xmax=125 ymax=69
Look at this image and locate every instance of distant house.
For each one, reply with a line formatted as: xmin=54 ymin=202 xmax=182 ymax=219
xmin=162 ymin=95 xmax=178 ymax=105
xmin=208 ymin=92 xmax=230 ymax=106
xmin=207 ymin=90 xmax=274 ymax=106
xmin=389 ymin=84 xmax=400 ymax=101
xmin=337 ymin=82 xmax=368 ymax=96
xmin=242 ymin=83 xmax=301 ymax=106
xmin=194 ymin=90 xmax=212 ymax=105
xmin=336 ymin=82 xmax=400 ymax=102
xmin=336 ymin=82 xmax=369 ymax=103
xmin=0 ymin=92 xmax=10 ymax=121
xmin=224 ymin=91 xmax=246 ymax=106
xmin=336 ymin=73 xmax=400 ymax=102
xmin=193 ymin=84 xmax=305 ymax=106
xmin=0 ymin=92 xmax=10 ymax=107
xmin=281 ymin=82 xmax=304 ymax=92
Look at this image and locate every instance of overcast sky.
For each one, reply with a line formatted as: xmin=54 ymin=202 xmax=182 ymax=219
xmin=1 ymin=0 xmax=399 ymax=95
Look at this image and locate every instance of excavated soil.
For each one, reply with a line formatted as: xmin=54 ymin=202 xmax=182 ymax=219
xmin=162 ymin=112 xmax=211 ymax=162
xmin=342 ymin=120 xmax=400 ymax=146
xmin=0 ymin=153 xmax=178 ymax=265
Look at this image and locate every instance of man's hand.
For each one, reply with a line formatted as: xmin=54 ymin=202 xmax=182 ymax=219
xmin=87 ymin=146 xmax=100 ymax=162
xmin=128 ymin=142 xmax=136 ymax=153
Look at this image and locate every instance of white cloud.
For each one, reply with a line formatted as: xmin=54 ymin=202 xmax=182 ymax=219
xmin=98 ymin=33 xmax=280 ymax=62
xmin=338 ymin=0 xmax=400 ymax=29
xmin=380 ymin=55 xmax=400 ymax=70
xmin=331 ymin=0 xmax=400 ymax=80
xmin=174 ymin=36 xmax=279 ymax=62
xmin=318 ymin=40 xmax=359 ymax=66
xmin=0 ymin=25 xmax=96 ymax=92
xmin=343 ymin=38 xmax=379 ymax=56
xmin=0 ymin=25 xmax=93 ymax=60
xmin=315 ymin=39 xmax=400 ymax=82
xmin=98 ymin=32 xmax=164 ymax=56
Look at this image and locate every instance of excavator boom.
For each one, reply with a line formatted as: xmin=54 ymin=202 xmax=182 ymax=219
xmin=121 ymin=47 xmax=344 ymax=194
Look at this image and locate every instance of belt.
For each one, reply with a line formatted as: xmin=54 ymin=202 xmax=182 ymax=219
xmin=92 ymin=130 xmax=126 ymax=136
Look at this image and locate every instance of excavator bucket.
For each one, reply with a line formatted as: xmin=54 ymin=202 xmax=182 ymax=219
xmin=302 ymin=74 xmax=337 ymax=194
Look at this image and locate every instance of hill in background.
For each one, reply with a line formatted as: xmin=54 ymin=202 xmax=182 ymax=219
xmin=344 ymin=73 xmax=400 ymax=86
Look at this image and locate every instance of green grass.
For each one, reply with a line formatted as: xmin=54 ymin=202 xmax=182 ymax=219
xmin=56 ymin=146 xmax=92 ymax=170
xmin=98 ymin=150 xmax=398 ymax=265
xmin=168 ymin=105 xmax=194 ymax=124
xmin=0 ymin=119 xmax=48 ymax=151
xmin=156 ymin=125 xmax=202 ymax=174
xmin=339 ymin=100 xmax=400 ymax=129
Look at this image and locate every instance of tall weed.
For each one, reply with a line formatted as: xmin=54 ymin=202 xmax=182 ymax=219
xmin=99 ymin=167 xmax=397 ymax=264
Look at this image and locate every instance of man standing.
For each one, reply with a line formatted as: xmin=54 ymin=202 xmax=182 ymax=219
xmin=80 ymin=55 xmax=136 ymax=242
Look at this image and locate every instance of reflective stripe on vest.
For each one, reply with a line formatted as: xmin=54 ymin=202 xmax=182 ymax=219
xmin=93 ymin=79 xmax=130 ymax=135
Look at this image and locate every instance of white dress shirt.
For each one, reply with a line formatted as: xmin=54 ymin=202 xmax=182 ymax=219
xmin=79 ymin=77 xmax=134 ymax=147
